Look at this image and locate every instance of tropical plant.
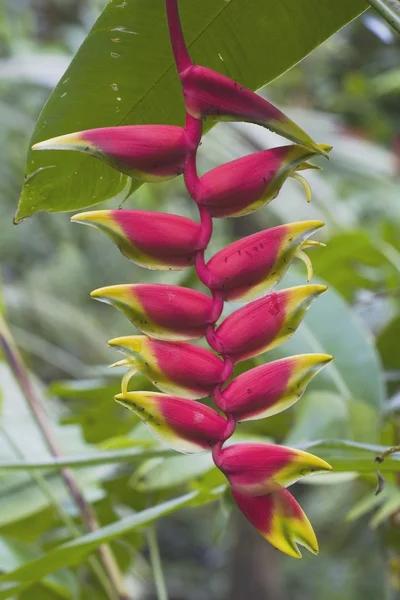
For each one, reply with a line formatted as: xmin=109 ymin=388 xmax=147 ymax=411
xmin=1 ymin=1 xmax=400 ymax=599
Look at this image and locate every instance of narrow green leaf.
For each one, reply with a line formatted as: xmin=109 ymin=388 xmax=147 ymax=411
xmin=0 ymin=492 xmax=197 ymax=592
xmin=0 ymin=447 xmax=173 ymax=471
xmin=301 ymin=439 xmax=400 ymax=473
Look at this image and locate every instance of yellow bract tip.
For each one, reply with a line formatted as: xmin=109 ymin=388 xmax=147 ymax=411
xmin=91 ymin=284 xmax=131 ymax=302
xmin=298 ymin=451 xmax=332 ymax=474
xmin=287 ymin=220 xmax=324 ymax=237
xmin=316 ymin=143 xmax=332 ymax=156
xmin=108 ymin=335 xmax=145 ymax=353
xmin=298 ymin=353 xmax=333 ymax=367
xmin=32 ymin=131 xmax=85 ymax=152
xmin=71 ymin=210 xmax=111 ymax=224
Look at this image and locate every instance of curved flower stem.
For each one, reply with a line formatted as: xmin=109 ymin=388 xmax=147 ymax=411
xmin=0 ymin=314 xmax=128 ymax=600
xmin=165 ymin=0 xmax=193 ymax=74
xmin=146 ymin=526 xmax=169 ymax=600
xmin=367 ymin=0 xmax=400 ymax=35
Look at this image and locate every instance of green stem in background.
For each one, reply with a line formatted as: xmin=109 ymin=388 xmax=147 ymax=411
xmin=0 ymin=426 xmax=114 ymax=599
xmin=0 ymin=313 xmax=129 ymax=600
xmin=146 ymin=526 xmax=169 ymax=600
xmin=376 ymin=444 xmax=400 ymax=463
xmin=367 ymin=0 xmax=400 ymax=34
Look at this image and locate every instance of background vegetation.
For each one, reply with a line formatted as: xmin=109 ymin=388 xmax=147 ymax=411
xmin=1 ymin=1 xmax=400 ymax=598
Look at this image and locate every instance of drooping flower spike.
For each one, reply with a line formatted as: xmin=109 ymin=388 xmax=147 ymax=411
xmin=58 ymin=0 xmax=334 ymax=559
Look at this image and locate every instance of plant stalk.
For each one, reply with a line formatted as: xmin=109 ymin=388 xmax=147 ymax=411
xmin=0 ymin=313 xmax=129 ymax=600
xmin=165 ymin=0 xmax=192 ymax=75
xmin=147 ymin=526 xmax=169 ymax=600
xmin=367 ymin=0 xmax=400 ymax=35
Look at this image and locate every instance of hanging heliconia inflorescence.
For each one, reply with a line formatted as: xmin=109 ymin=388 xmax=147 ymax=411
xmin=33 ymin=0 xmax=334 ymax=558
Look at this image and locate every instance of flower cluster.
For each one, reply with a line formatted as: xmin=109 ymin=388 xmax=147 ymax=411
xmin=34 ymin=0 xmax=333 ymax=558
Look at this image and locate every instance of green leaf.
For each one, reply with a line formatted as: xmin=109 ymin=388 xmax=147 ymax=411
xmin=286 ymin=392 xmax=349 ymax=445
xmin=17 ymin=0 xmax=367 ymax=220
xmin=0 ymin=538 xmax=77 ymax=599
xmin=311 ymin=231 xmax=400 ymax=301
xmin=301 ymin=439 xmax=400 ymax=473
xmin=52 ymin=377 xmax=137 ymax=444
xmin=377 ymin=315 xmax=400 ymax=396
xmin=0 ymin=447 xmax=174 ymax=472
xmin=270 ymin=270 xmax=385 ymax=422
xmin=131 ymin=453 xmax=216 ymax=492
xmin=0 ymin=492 xmax=197 ymax=596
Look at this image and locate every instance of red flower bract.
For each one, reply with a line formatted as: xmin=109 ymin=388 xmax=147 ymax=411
xmin=91 ymin=284 xmax=216 ymax=341
xmin=32 ymin=124 xmax=195 ymax=182
xmin=71 ymin=210 xmax=202 ymax=270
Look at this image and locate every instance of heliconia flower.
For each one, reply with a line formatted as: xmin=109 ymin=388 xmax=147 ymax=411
xmin=216 ymin=353 xmax=332 ymax=421
xmin=108 ymin=335 xmax=224 ymax=399
xmin=71 ymin=210 xmax=201 ymax=270
xmin=180 ymin=65 xmax=329 ymax=156
xmin=196 ymin=146 xmax=329 ymax=218
xmin=202 ymin=220 xmax=324 ymax=301
xmin=91 ymin=284 xmax=215 ymax=341
xmin=115 ymin=391 xmax=227 ymax=453
xmin=32 ymin=125 xmax=194 ymax=182
xmin=207 ymin=284 xmax=327 ymax=363
xmin=232 ymin=486 xmax=318 ymax=558
xmin=214 ymin=443 xmax=331 ymax=497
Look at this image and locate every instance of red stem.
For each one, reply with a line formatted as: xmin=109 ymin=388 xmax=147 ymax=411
xmin=165 ymin=0 xmax=193 ymax=75
xmin=168 ymin=0 xmax=237 ymax=472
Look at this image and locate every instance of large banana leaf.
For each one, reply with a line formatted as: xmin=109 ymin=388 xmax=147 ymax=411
xmin=16 ymin=0 xmax=367 ymax=221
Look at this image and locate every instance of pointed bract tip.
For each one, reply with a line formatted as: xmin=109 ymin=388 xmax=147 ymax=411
xmin=298 ymin=450 xmax=332 ymax=474
xmin=287 ymin=283 xmax=328 ymax=299
xmin=90 ymin=285 xmax=130 ymax=302
xmin=307 ymin=283 xmax=328 ymax=295
xmin=108 ymin=335 xmax=145 ymax=353
xmin=32 ymin=131 xmax=85 ymax=152
xmin=288 ymin=220 xmax=324 ymax=236
xmin=114 ymin=392 xmax=131 ymax=407
xmin=71 ymin=210 xmax=111 ymax=225
xmin=297 ymin=353 xmax=333 ymax=368
xmin=316 ymin=143 xmax=332 ymax=158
